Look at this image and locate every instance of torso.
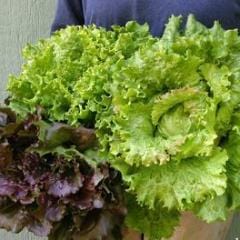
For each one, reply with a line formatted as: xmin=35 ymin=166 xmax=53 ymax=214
xmin=81 ymin=0 xmax=240 ymax=36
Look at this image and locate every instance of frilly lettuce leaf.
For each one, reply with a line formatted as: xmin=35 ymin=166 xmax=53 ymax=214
xmin=200 ymin=64 xmax=231 ymax=103
xmin=113 ymin=148 xmax=228 ymax=210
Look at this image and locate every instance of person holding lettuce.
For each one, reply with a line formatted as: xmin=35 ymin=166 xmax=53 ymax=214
xmin=51 ymin=0 xmax=240 ymax=239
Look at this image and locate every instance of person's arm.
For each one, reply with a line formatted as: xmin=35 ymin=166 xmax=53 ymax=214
xmin=51 ymin=0 xmax=84 ymax=33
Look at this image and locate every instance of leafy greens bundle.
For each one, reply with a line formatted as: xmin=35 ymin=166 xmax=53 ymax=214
xmin=0 ymin=107 xmax=125 ymax=240
xmin=4 ymin=15 xmax=240 ymax=239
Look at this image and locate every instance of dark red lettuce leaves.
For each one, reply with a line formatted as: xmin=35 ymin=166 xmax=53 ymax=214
xmin=0 ymin=107 xmax=126 ymax=239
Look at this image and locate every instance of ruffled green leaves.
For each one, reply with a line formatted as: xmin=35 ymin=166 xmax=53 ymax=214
xmin=6 ymin=15 xmax=240 ymax=239
xmin=114 ymin=148 xmax=227 ymax=210
xmin=103 ymin=15 xmax=240 ymax=236
xmin=8 ymin=22 xmax=155 ymax=125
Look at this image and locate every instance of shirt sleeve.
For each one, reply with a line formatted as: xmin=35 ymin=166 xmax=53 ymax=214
xmin=51 ymin=0 xmax=84 ymax=33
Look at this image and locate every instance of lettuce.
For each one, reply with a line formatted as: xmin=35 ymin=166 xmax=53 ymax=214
xmin=6 ymin=15 xmax=240 ymax=239
xmin=8 ymin=22 xmax=155 ymax=124
xmin=102 ymin=15 xmax=240 ymax=238
xmin=0 ymin=107 xmax=125 ymax=239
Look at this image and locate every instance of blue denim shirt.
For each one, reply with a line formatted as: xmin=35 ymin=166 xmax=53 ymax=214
xmin=51 ymin=0 xmax=240 ymax=36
